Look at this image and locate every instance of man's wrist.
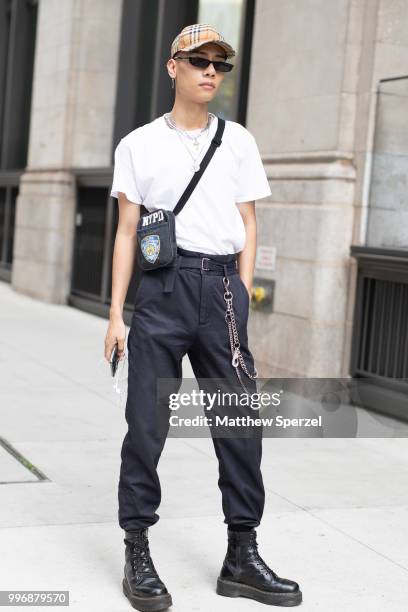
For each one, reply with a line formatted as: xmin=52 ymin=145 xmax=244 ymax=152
xmin=110 ymin=305 xmax=123 ymax=318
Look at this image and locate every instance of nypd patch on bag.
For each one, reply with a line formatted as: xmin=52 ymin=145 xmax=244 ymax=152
xmin=141 ymin=234 xmax=160 ymax=264
xmin=136 ymin=208 xmax=177 ymax=271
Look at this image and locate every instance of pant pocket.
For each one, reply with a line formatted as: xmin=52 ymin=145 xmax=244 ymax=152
xmin=237 ymin=276 xmax=250 ymax=311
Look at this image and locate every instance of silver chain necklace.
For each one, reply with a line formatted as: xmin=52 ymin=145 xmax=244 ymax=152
xmin=164 ymin=112 xmax=216 ymax=172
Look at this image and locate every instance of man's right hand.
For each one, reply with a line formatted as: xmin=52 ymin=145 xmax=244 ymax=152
xmin=105 ymin=314 xmax=127 ymax=362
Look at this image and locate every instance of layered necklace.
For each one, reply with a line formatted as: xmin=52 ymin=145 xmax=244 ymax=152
xmin=164 ymin=111 xmax=216 ymax=172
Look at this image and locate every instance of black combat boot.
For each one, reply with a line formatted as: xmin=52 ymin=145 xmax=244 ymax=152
xmin=216 ymin=528 xmax=302 ymax=607
xmin=122 ymin=528 xmax=172 ymax=611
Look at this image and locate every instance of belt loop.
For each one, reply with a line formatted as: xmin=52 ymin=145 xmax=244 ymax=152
xmin=163 ymin=254 xmax=182 ymax=294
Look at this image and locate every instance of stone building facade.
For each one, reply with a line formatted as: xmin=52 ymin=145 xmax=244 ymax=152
xmin=2 ymin=0 xmax=407 ymax=417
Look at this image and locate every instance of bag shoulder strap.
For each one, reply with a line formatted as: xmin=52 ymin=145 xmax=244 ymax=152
xmin=172 ymin=116 xmax=225 ymax=216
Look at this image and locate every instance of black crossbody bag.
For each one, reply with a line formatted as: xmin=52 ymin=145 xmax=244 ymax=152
xmin=136 ymin=117 xmax=226 ymax=271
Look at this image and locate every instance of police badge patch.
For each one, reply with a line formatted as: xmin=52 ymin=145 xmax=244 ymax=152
xmin=141 ymin=234 xmax=160 ymax=264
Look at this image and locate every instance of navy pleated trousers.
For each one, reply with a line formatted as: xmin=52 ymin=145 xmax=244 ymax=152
xmin=118 ymin=247 xmax=265 ymax=531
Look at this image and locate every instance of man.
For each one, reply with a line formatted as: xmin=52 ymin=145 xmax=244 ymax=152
xmin=107 ymin=23 xmax=302 ymax=611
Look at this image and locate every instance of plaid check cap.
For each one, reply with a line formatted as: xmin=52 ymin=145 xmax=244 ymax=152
xmin=171 ymin=23 xmax=236 ymax=59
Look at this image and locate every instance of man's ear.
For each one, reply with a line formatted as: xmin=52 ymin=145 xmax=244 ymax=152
xmin=166 ymin=58 xmax=176 ymax=79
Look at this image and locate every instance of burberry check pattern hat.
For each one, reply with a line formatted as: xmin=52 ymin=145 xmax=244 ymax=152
xmin=171 ymin=23 xmax=236 ymax=59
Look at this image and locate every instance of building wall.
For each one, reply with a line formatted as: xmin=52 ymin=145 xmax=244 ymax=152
xmin=12 ymin=0 xmax=122 ymax=302
xmin=247 ymin=0 xmax=361 ymax=377
xmin=345 ymin=0 xmax=408 ymax=379
xmin=246 ymin=0 xmax=408 ymax=378
xmin=365 ymin=0 xmax=408 ymax=248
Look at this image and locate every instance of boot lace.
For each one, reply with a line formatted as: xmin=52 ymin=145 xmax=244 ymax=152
xmin=127 ymin=533 xmax=154 ymax=574
xmin=245 ymin=534 xmax=278 ymax=579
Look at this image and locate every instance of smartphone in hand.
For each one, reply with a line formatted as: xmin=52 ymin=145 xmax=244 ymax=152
xmin=110 ymin=344 xmax=120 ymax=377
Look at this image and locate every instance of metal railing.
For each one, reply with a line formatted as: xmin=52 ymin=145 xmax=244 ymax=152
xmin=350 ymin=246 xmax=408 ymax=420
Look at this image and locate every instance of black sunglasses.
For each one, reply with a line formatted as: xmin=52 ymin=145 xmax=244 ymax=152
xmin=174 ymin=56 xmax=234 ymax=73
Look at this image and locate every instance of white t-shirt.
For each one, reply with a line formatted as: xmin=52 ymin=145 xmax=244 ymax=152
xmin=110 ymin=113 xmax=271 ymax=255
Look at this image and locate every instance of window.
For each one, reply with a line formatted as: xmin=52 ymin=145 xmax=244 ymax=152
xmin=198 ymin=0 xmax=254 ymax=122
xmin=0 ymin=0 xmax=38 ymax=277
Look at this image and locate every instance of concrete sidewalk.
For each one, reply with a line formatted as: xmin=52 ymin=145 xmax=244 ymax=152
xmin=1 ymin=280 xmax=408 ymax=611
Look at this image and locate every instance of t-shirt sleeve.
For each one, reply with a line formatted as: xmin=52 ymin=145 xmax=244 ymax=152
xmin=235 ymin=132 xmax=272 ymax=203
xmin=110 ymin=139 xmax=142 ymax=204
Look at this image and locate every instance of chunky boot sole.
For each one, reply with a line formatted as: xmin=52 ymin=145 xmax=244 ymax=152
xmin=122 ymin=578 xmax=173 ymax=611
xmin=216 ymin=577 xmax=302 ymax=607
